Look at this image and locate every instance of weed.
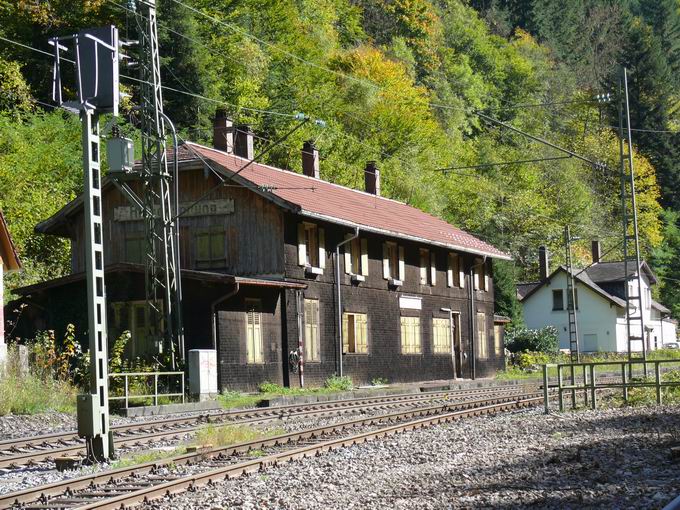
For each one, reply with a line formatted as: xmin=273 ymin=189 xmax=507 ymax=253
xmin=371 ymin=377 xmax=388 ymax=386
xmin=324 ymin=374 xmax=353 ymax=391
xmin=192 ymin=424 xmax=283 ymax=448
xmin=111 ymin=448 xmax=183 ymax=469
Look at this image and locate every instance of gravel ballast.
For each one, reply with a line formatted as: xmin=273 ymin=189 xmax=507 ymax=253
xmin=149 ymin=405 xmax=680 ymax=509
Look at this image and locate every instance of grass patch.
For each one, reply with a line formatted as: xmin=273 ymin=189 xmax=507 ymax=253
xmin=0 ymin=349 xmax=77 ymax=415
xmin=192 ymin=424 xmax=285 ymax=448
xmin=111 ymin=448 xmax=182 ymax=469
xmin=218 ymin=376 xmax=356 ymax=410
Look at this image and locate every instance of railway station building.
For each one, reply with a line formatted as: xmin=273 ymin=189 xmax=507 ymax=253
xmin=10 ymin=115 xmax=510 ymax=391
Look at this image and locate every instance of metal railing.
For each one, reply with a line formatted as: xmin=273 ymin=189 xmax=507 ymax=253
xmin=109 ymin=371 xmax=185 ymax=408
xmin=543 ymin=359 xmax=680 ymax=413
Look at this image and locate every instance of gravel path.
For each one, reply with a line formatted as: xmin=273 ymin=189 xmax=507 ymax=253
xmin=148 ymin=405 xmax=680 ymax=510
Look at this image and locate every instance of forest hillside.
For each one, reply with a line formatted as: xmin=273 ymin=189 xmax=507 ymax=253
xmin=1 ymin=0 xmax=679 ymax=324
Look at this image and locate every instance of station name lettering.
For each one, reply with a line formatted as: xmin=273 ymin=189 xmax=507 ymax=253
xmin=114 ymin=199 xmax=235 ymax=222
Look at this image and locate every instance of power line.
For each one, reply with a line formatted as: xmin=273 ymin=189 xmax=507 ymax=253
xmin=438 ymin=155 xmax=573 ymax=172
xmin=0 ymin=34 xmax=299 ymax=119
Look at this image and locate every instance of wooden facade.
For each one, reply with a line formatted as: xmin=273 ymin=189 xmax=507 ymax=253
xmin=16 ymin=142 xmax=508 ymax=390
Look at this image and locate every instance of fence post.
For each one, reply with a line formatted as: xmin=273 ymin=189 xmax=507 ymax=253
xmin=558 ymin=365 xmax=564 ymax=412
xmin=154 ymin=373 xmax=158 ymax=407
xmin=656 ymin=361 xmax=662 ymax=405
xmin=583 ymin=364 xmax=588 ymax=407
xmin=124 ymin=374 xmax=129 ymax=409
xmin=543 ymin=364 xmax=549 ymax=414
xmin=181 ymin=373 xmax=185 ymax=404
xmin=622 ymin=363 xmax=628 ymax=402
xmin=589 ymin=363 xmax=596 ymax=410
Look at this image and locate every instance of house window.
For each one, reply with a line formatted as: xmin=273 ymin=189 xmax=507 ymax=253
xmin=447 ymin=253 xmax=461 ymax=288
xmin=646 ymin=287 xmax=652 ymax=310
xmin=195 ymin=231 xmax=226 ymax=269
xmin=432 ymin=318 xmax=451 ymax=354
xmin=124 ymin=234 xmax=144 ymax=264
xmin=245 ymin=299 xmax=263 ymax=364
xmin=494 ymin=324 xmax=503 ymax=356
xmin=474 ymin=258 xmax=487 ymax=291
xmin=382 ymin=242 xmax=404 ymax=281
xmin=552 ymin=289 xmax=564 ymax=310
xmin=304 ymin=299 xmax=320 ymax=362
xmin=476 ymin=312 xmax=488 ymax=359
xmin=400 ymin=316 xmax=421 ymax=354
xmin=345 ymin=237 xmax=368 ymax=276
xmin=566 ymin=289 xmax=579 ymax=310
xmin=343 ymin=312 xmax=368 ymax=353
xmin=420 ymin=249 xmax=429 ymax=285
xmin=110 ymin=301 xmax=160 ymax=357
xmin=297 ymin=223 xmax=325 ymax=269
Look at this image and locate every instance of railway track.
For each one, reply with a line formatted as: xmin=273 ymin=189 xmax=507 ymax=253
xmin=0 ymin=391 xmax=543 ymax=510
xmin=0 ymin=385 xmax=536 ymax=470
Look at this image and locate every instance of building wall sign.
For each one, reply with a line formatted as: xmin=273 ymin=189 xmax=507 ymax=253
xmin=399 ymin=295 xmax=422 ymax=310
xmin=114 ymin=199 xmax=235 ymax=221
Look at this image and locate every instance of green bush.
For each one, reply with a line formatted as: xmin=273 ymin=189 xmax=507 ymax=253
xmin=258 ymin=381 xmax=286 ymax=394
xmin=0 ymin=345 xmax=76 ymax=415
xmin=505 ymin=326 xmax=559 ymax=353
xmin=371 ymin=377 xmax=388 ymax=386
xmin=515 ymin=351 xmax=551 ymax=370
xmin=324 ymin=374 xmax=353 ymax=391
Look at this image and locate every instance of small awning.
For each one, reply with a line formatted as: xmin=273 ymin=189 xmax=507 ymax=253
xmin=13 ymin=262 xmax=306 ymax=296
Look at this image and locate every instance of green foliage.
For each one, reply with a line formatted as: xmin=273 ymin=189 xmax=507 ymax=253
xmin=651 ymin=209 xmax=680 ymax=316
xmin=492 ymin=260 xmax=524 ymax=328
xmin=505 ymin=326 xmax=558 ymax=353
xmin=0 ymin=344 xmax=77 ymax=415
xmin=324 ymin=374 xmax=353 ymax=391
xmin=109 ymin=330 xmax=132 ymax=374
xmin=257 ymin=381 xmax=286 ymax=394
xmin=371 ymin=377 xmax=388 ymax=386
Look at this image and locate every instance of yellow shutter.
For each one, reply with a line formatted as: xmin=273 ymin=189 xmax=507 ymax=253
xmin=253 ymin=311 xmax=262 ymax=363
xmin=297 ymin=223 xmax=306 ymax=266
xmin=342 ymin=313 xmax=349 ymax=353
xmin=357 ymin=313 xmax=368 ymax=353
xmin=361 ymin=238 xmax=369 ymax=276
xmin=398 ymin=246 xmax=405 ymax=281
xmin=318 ymin=228 xmax=326 ymax=269
xmin=430 ymin=252 xmax=437 ymax=286
xmin=344 ymin=234 xmax=352 ymax=274
xmin=447 ymin=254 xmax=453 ymax=287
xmin=382 ymin=243 xmax=390 ymax=279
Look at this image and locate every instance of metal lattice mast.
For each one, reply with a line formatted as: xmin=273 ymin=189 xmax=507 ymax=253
xmin=618 ymin=67 xmax=647 ymax=372
xmin=564 ymin=225 xmax=580 ymax=362
xmin=134 ymin=0 xmax=183 ymax=366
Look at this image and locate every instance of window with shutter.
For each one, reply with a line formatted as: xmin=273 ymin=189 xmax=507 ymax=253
xmin=304 ymin=224 xmax=319 ymax=267
xmin=342 ymin=312 xmax=368 ymax=354
xmin=447 ymin=253 xmax=461 ymax=287
xmin=195 ymin=231 xmax=227 ymax=269
xmin=476 ymin=312 xmax=488 ymax=359
xmin=419 ymin=249 xmax=429 ymax=285
xmin=430 ymin=252 xmax=437 ymax=286
xmin=245 ymin=300 xmax=263 ymax=364
xmin=432 ymin=318 xmax=451 ymax=353
xmin=384 ymin=242 xmax=399 ymax=279
xmin=400 ymin=316 xmax=421 ymax=354
xmin=124 ymin=234 xmax=144 ymax=264
xmin=304 ymin=299 xmax=320 ymax=362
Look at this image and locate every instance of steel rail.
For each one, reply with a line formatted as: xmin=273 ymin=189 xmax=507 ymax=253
xmin=0 ymin=384 xmax=535 ymax=456
xmin=77 ymin=396 xmax=543 ymax=510
xmin=0 ymin=385 xmax=535 ymax=464
xmin=0 ymin=392 xmax=542 ymax=509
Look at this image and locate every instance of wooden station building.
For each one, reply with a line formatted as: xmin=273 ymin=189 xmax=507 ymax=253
xmin=12 ymin=116 xmax=510 ymax=390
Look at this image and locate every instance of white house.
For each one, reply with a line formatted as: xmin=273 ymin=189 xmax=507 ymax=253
xmin=0 ymin=211 xmax=21 ymax=363
xmin=518 ymin=242 xmax=677 ymax=353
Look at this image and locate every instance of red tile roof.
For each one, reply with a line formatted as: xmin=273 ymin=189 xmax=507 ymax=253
xmin=0 ymin=210 xmax=21 ymax=271
xmin=185 ymin=142 xmax=510 ymax=259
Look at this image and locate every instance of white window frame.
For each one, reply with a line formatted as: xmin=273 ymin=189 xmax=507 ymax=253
xmin=345 ymin=236 xmax=368 ymax=277
xmin=297 ymin=222 xmax=325 ymax=271
xmin=447 ymin=253 xmax=463 ymax=288
xmin=476 ymin=312 xmax=488 ymax=359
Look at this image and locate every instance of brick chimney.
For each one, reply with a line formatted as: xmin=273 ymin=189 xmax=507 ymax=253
xmin=213 ymin=110 xmax=233 ymax=153
xmin=538 ymin=246 xmax=549 ymax=281
xmin=233 ymin=124 xmax=254 ymax=160
xmin=302 ymin=140 xmax=319 ymax=178
xmin=364 ymin=161 xmax=380 ymax=196
xmin=592 ymin=239 xmax=601 ymax=264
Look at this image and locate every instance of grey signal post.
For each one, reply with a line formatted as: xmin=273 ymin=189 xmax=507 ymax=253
xmin=50 ymin=26 xmax=120 ymax=461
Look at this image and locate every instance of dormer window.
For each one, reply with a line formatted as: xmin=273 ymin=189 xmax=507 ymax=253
xmin=297 ymin=222 xmax=325 ymax=273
